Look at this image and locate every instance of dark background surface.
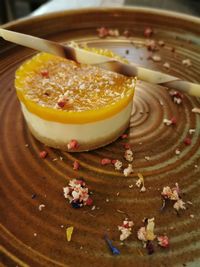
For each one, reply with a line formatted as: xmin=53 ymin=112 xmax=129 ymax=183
xmin=0 ymin=0 xmax=200 ymax=25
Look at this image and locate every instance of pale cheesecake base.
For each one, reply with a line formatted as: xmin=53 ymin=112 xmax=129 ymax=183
xmin=21 ymin=101 xmax=133 ymax=151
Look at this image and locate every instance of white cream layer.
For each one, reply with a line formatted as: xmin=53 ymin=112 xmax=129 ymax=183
xmin=21 ymin=101 xmax=133 ymax=144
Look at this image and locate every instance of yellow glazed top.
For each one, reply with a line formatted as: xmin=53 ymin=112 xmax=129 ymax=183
xmin=15 ymin=50 xmax=135 ymax=124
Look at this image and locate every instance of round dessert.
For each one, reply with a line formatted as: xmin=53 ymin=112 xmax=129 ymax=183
xmin=15 ymin=50 xmax=135 ymax=151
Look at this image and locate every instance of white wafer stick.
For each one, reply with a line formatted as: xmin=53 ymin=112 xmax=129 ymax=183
xmin=0 ymin=28 xmax=200 ymax=97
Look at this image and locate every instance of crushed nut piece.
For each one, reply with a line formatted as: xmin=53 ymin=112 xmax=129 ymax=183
xmin=73 ymin=160 xmax=80 ymax=170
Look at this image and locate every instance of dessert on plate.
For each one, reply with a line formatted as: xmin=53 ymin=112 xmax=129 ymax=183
xmin=15 ymin=48 xmax=135 ymax=151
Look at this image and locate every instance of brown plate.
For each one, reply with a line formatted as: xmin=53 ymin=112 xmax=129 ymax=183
xmin=0 ymin=7 xmax=200 ymax=267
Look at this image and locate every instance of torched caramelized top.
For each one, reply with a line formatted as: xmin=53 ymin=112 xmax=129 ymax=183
xmin=15 ymin=52 xmax=135 ymax=112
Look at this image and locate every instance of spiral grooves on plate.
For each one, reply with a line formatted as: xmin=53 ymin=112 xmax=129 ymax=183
xmin=0 ymin=14 xmax=200 ymax=267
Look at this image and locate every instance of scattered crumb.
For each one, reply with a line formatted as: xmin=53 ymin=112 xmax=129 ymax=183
xmin=124 ymin=149 xmax=133 ymax=162
xmin=38 ymin=204 xmax=45 ymax=211
xmin=161 ymin=183 xmax=186 ymax=212
xmin=97 ymin=27 xmax=119 ymax=38
xmin=151 ymin=55 xmax=161 ymax=62
xmin=182 ymin=58 xmax=192 ymax=67
xmin=145 ymin=39 xmax=158 ymax=51
xmin=123 ymin=143 xmax=131 ymax=149
xmin=144 ymin=27 xmax=153 ymax=38
xmin=169 ymin=90 xmax=183 ymax=105
xmin=73 ymin=160 xmax=80 ymax=170
xmin=192 ymin=107 xmax=200 ymax=114
xmin=136 ymin=173 xmax=146 ymax=192
xmin=189 ymin=129 xmax=195 ymax=135
xmin=91 ymin=205 xmax=96 ymax=211
xmin=25 ymin=144 xmax=29 ymax=147
xmin=158 ymin=40 xmax=165 ymax=46
xmin=101 ymin=158 xmax=112 ymax=165
xmin=33 ymin=233 xmax=37 ymax=237
xmin=184 ymin=137 xmax=192 ymax=145
xmin=39 ymin=150 xmax=48 ymax=159
xmin=163 ymin=118 xmax=176 ymax=126
xmin=113 ymin=160 xmax=123 ymax=170
xmin=106 ymin=198 xmax=110 ymax=203
xmin=67 ymin=139 xmax=79 ymax=150
xmin=163 ymin=62 xmax=170 ymax=69
xmin=190 ymin=214 xmax=194 ymax=218
xmin=144 ymin=156 xmax=150 ymax=161
xmin=63 ymin=179 xmax=93 ymax=208
xmin=121 ymin=134 xmax=128 ymax=139
xmin=175 ymin=149 xmax=181 ymax=155
xmin=123 ymin=29 xmax=131 ymax=37
xmin=129 ymin=184 xmax=134 ymax=189
xmin=118 ymin=218 xmax=134 ymax=241
xmin=137 ymin=218 xmax=156 ymax=250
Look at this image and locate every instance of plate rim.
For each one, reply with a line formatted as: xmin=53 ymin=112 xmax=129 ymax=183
xmin=2 ymin=6 xmax=200 ymax=30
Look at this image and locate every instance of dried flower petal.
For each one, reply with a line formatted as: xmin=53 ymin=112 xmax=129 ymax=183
xmin=184 ymin=137 xmax=192 ymax=145
xmin=104 ymin=235 xmax=120 ymax=255
xmin=67 ymin=139 xmax=79 ymax=150
xmin=121 ymin=134 xmax=128 ymax=139
xmin=101 ymin=158 xmax=112 ymax=165
xmin=39 ymin=150 xmax=48 ymax=159
xmin=73 ymin=161 xmax=80 ymax=170
xmin=66 ymin=226 xmax=74 ymax=242
xmin=157 ymin=235 xmax=169 ymax=248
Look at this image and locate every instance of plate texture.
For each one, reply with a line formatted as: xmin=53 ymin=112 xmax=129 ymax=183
xmin=0 ymin=7 xmax=200 ymax=267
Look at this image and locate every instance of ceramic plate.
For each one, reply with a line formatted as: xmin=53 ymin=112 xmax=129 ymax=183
xmin=0 ymin=7 xmax=200 ymax=267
